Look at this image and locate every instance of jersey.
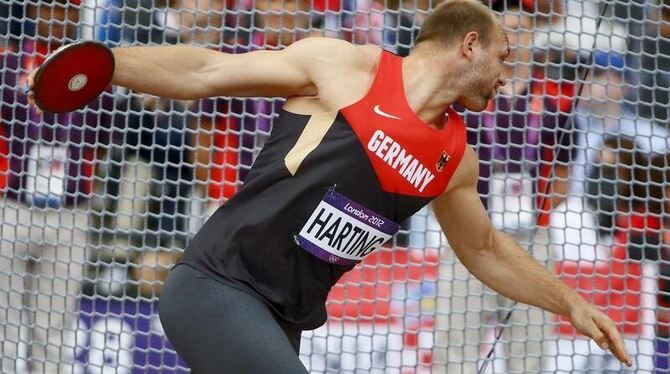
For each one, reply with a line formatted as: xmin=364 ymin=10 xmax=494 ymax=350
xmin=180 ymin=50 xmax=468 ymax=329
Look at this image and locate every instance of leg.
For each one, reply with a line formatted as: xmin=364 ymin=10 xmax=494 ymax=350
xmin=159 ymin=265 xmax=308 ymax=373
xmin=29 ymin=208 xmax=88 ymax=373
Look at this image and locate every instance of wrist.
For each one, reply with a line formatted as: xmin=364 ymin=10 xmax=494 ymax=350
xmin=562 ymin=291 xmax=588 ymax=317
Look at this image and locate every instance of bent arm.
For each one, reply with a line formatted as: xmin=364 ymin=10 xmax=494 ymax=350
xmin=111 ymin=38 xmax=341 ymax=100
xmin=432 ymin=147 xmax=631 ymax=365
xmin=432 ymin=149 xmax=580 ymax=315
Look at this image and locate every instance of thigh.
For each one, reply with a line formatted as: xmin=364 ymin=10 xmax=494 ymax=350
xmin=159 ymin=265 xmax=308 ymax=374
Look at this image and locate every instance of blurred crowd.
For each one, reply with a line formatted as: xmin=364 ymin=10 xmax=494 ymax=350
xmin=1 ymin=0 xmax=670 ymax=372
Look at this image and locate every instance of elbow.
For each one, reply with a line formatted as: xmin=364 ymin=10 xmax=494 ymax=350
xmin=454 ymin=225 xmax=497 ymax=261
xmin=477 ymin=225 xmax=497 ymax=255
xmin=196 ymin=74 xmax=217 ymax=100
xmin=451 ymin=227 xmax=498 ymax=272
xmin=197 ymin=55 xmax=231 ymax=99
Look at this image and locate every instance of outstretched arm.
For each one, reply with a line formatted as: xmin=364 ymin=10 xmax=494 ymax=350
xmin=110 ymin=41 xmax=316 ymax=100
xmin=28 ymin=37 xmax=370 ymax=108
xmin=432 ymin=147 xmax=632 ymax=367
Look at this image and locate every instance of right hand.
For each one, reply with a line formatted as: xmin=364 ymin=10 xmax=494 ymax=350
xmin=25 ymin=69 xmax=43 ymax=115
xmin=567 ymin=300 xmax=633 ymax=368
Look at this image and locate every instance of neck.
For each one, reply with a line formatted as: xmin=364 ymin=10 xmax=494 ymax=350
xmin=402 ymin=50 xmax=461 ymax=129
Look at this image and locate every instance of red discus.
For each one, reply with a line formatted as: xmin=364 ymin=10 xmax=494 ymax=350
xmin=32 ymin=40 xmax=115 ymax=113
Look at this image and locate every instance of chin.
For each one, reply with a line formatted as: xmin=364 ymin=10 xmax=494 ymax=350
xmin=462 ymin=98 xmax=489 ymax=112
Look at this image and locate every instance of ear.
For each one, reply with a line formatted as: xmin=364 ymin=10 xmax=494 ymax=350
xmin=460 ymin=31 xmax=479 ymax=59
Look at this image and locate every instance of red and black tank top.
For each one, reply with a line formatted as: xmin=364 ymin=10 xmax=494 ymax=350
xmin=180 ymin=50 xmax=467 ymax=329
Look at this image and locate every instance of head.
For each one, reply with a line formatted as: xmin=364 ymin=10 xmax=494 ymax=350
xmin=414 ymin=0 xmax=509 ymax=111
xmin=28 ymin=0 xmax=80 ymax=44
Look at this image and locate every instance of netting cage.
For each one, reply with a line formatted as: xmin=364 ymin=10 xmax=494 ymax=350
xmin=0 ymin=0 xmax=669 ymax=372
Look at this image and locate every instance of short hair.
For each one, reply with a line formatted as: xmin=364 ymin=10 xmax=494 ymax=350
xmin=415 ymin=0 xmax=501 ymax=48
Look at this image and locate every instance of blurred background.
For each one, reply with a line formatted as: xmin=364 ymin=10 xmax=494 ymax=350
xmin=0 ymin=0 xmax=669 ymax=373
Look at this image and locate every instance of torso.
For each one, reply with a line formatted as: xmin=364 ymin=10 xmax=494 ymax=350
xmin=283 ymin=44 xmax=470 ymax=195
xmin=180 ymin=48 xmax=469 ymax=329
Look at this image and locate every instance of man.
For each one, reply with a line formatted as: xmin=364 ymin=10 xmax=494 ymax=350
xmin=2 ymin=0 xmax=112 ymax=372
xmin=29 ymin=0 xmax=632 ymax=372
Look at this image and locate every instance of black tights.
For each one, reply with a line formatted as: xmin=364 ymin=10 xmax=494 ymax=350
xmin=159 ymin=265 xmax=308 ymax=374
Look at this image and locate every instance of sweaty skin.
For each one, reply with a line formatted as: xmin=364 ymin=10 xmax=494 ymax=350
xmin=27 ymin=35 xmax=633 ymax=367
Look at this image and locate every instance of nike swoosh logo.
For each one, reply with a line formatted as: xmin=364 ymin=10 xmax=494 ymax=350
xmin=373 ymin=105 xmax=401 ymax=120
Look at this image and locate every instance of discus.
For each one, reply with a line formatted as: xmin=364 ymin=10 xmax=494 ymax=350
xmin=30 ymin=41 xmax=115 ymax=113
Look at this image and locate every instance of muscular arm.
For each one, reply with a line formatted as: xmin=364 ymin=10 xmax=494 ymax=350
xmin=433 ymin=148 xmax=632 ymax=366
xmin=111 ymin=37 xmax=359 ymax=100
xmin=433 ymin=149 xmax=577 ymax=314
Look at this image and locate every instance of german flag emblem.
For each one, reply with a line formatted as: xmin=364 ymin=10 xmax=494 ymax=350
xmin=436 ymin=151 xmax=451 ymax=172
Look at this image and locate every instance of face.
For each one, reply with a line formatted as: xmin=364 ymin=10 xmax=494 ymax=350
xmin=32 ymin=3 xmax=79 ymax=43
xmin=456 ymin=31 xmax=509 ymax=112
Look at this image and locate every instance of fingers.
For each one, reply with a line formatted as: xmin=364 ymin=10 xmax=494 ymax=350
xmin=584 ymin=318 xmax=608 ymax=350
xmin=26 ymin=86 xmax=34 ymax=104
xmin=25 ymin=72 xmax=44 ymax=115
xmin=594 ymin=315 xmax=633 ymax=367
xmin=26 ymin=91 xmax=43 ymax=115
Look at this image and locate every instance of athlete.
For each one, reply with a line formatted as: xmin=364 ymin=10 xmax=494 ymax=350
xmin=27 ymin=0 xmax=633 ymax=372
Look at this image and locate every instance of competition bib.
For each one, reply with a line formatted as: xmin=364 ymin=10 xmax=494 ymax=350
xmin=296 ymin=190 xmax=400 ymax=266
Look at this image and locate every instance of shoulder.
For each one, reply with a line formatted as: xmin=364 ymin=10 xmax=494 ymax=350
xmin=443 ymin=146 xmax=479 ymax=194
xmin=283 ymin=37 xmax=381 ymax=77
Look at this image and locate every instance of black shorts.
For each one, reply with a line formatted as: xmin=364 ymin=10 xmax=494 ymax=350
xmin=159 ymin=264 xmax=308 ymax=374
